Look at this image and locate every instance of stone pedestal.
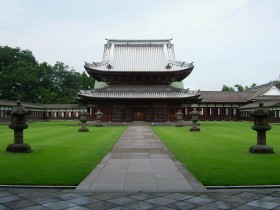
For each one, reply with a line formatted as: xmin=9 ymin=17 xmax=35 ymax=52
xmin=190 ymin=125 xmax=200 ymax=132
xmin=6 ymin=101 xmax=32 ymax=153
xmin=6 ymin=143 xmax=31 ymax=153
xmin=79 ymin=126 xmax=89 ymax=132
xmin=79 ymin=110 xmax=89 ymax=132
xmin=249 ymin=103 xmax=274 ymax=154
xmin=95 ymin=110 xmax=103 ymax=127
xmin=175 ymin=110 xmax=183 ymax=127
xmin=249 ymin=145 xmax=274 ymax=154
xmin=190 ymin=108 xmax=200 ymax=132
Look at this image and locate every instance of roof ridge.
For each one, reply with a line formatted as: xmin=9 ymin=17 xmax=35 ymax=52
xmin=199 ymin=91 xmax=254 ymax=93
xmin=106 ymin=38 xmax=172 ymax=43
xmin=246 ymin=82 xmax=274 ymax=91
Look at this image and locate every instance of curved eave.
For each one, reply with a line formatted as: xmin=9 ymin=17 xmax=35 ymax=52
xmin=106 ymin=38 xmax=173 ymax=43
xmin=77 ymin=93 xmax=200 ymax=101
xmin=84 ymin=65 xmax=194 ymax=83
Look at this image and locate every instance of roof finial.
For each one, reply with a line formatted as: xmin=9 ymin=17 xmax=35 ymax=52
xmin=107 ymin=64 xmax=112 ymax=69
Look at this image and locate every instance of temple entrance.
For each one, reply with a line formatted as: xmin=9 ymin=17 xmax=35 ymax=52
xmin=132 ymin=109 xmax=146 ymax=121
xmin=110 ymin=106 xmax=167 ymax=122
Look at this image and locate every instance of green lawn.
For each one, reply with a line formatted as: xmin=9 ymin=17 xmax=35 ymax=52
xmin=0 ymin=121 xmax=126 ymax=186
xmin=152 ymin=121 xmax=280 ymax=186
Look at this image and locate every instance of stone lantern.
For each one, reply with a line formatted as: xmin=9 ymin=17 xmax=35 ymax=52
xmin=175 ymin=110 xmax=183 ymax=127
xmin=190 ymin=108 xmax=200 ymax=132
xmin=95 ymin=109 xmax=103 ymax=127
xmin=78 ymin=109 xmax=89 ymax=132
xmin=6 ymin=100 xmax=32 ymax=153
xmin=249 ymin=103 xmax=274 ymax=154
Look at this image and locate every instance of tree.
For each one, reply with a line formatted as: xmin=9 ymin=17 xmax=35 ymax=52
xmin=272 ymin=75 xmax=280 ymax=89
xmin=269 ymin=75 xmax=280 ymax=89
xmin=274 ymin=81 xmax=280 ymax=89
xmin=0 ymin=46 xmax=39 ymax=102
xmin=223 ymin=83 xmax=256 ymax=91
xmin=80 ymin=71 xmax=95 ymax=90
xmin=0 ymin=46 xmax=36 ymax=67
xmin=222 ymin=85 xmax=235 ymax=91
xmin=234 ymin=84 xmax=244 ymax=92
xmin=251 ymin=83 xmax=257 ymax=87
xmin=0 ymin=46 xmax=95 ymax=103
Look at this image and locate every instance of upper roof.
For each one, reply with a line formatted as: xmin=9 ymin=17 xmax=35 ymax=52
xmin=85 ymin=39 xmax=193 ymax=73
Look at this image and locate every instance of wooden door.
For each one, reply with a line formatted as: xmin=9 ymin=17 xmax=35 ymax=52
xmin=132 ymin=109 xmax=146 ymax=121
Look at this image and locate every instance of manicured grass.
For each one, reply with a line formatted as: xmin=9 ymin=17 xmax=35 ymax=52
xmin=0 ymin=122 xmax=126 ymax=186
xmin=152 ymin=121 xmax=280 ymax=186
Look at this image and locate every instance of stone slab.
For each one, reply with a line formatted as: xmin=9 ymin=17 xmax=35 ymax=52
xmin=77 ymin=126 xmax=205 ymax=191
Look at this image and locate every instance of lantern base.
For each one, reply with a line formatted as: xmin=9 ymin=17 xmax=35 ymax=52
xmin=190 ymin=127 xmax=200 ymax=132
xmin=95 ymin=120 xmax=103 ymax=127
xmin=249 ymin=145 xmax=274 ymax=154
xmin=6 ymin=143 xmax=31 ymax=153
xmin=79 ymin=127 xmax=89 ymax=132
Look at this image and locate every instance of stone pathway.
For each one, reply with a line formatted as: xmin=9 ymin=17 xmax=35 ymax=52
xmin=77 ymin=126 xmax=204 ymax=192
xmin=1 ymin=188 xmax=280 ymax=209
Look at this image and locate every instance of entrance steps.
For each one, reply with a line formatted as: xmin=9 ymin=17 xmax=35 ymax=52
xmin=128 ymin=121 xmax=151 ymax=126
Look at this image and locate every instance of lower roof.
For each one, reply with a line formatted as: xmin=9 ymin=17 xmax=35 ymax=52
xmin=78 ymin=85 xmax=200 ymax=100
xmin=199 ymin=91 xmax=255 ymax=103
xmin=0 ymin=100 xmax=83 ymax=109
xmin=240 ymin=100 xmax=280 ymax=109
xmin=0 ymin=100 xmax=44 ymax=109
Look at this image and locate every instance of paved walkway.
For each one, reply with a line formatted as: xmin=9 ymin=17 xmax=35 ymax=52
xmin=77 ymin=126 xmax=205 ymax=192
xmin=1 ymin=188 xmax=280 ymax=209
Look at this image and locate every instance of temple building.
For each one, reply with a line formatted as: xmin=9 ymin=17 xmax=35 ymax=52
xmin=78 ymin=39 xmax=201 ymax=122
xmin=238 ymin=82 xmax=280 ymax=121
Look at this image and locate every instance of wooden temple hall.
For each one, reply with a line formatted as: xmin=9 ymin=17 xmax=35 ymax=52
xmin=78 ymin=39 xmax=201 ymax=122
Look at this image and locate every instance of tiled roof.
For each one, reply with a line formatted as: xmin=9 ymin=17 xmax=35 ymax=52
xmin=78 ymin=85 xmax=200 ymax=99
xmin=246 ymin=82 xmax=275 ymax=100
xmin=246 ymin=82 xmax=274 ymax=91
xmin=42 ymin=104 xmax=83 ymax=109
xmin=85 ymin=39 xmax=193 ymax=72
xmin=199 ymin=91 xmax=255 ymax=103
xmin=0 ymin=100 xmax=44 ymax=109
xmin=240 ymin=100 xmax=280 ymax=109
xmin=0 ymin=100 xmax=82 ymax=109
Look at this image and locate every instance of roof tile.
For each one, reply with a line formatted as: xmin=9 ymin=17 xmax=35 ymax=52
xmin=79 ymin=85 xmax=199 ymax=99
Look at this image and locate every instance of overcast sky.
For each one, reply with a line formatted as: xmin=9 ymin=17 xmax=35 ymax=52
xmin=1 ymin=0 xmax=279 ymax=90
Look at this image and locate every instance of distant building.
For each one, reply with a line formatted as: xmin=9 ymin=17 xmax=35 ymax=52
xmin=0 ymin=101 xmax=83 ymax=123
xmin=238 ymin=82 xmax=280 ymax=122
xmin=192 ymin=82 xmax=280 ymax=122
